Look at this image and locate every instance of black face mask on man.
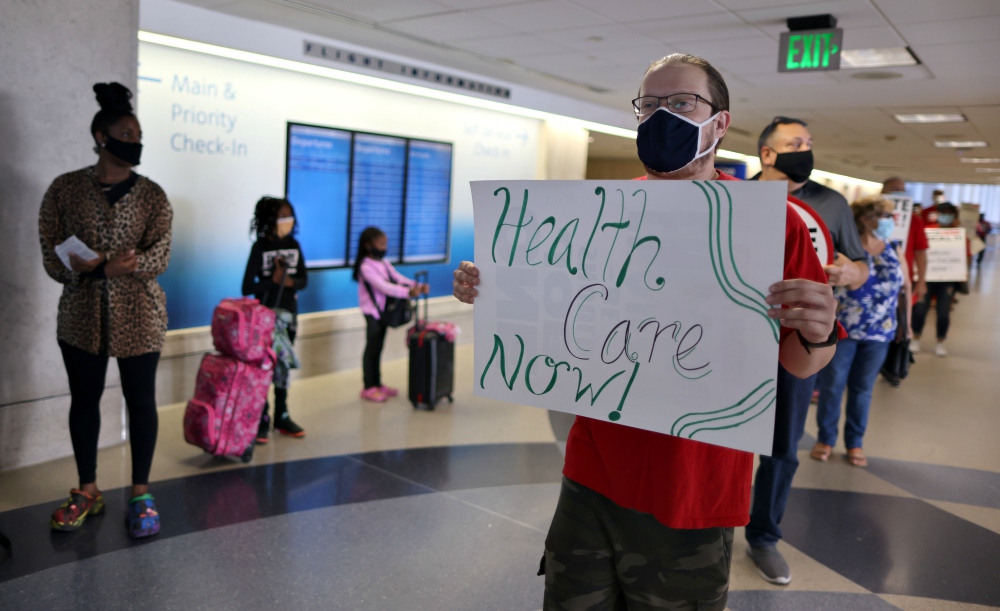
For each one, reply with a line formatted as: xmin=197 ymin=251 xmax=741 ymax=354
xmin=771 ymin=149 xmax=813 ymax=184
xmin=102 ymin=134 xmax=143 ymax=166
xmin=636 ymin=107 xmax=719 ymax=174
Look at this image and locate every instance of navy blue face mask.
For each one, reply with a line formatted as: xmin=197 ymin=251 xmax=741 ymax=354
xmin=636 ymin=107 xmax=720 ymax=174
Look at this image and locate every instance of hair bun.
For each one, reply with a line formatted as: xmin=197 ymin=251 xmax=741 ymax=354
xmin=93 ymin=82 xmax=134 ymax=113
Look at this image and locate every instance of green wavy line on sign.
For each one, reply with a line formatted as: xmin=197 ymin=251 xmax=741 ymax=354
xmin=670 ymin=379 xmax=773 ymax=436
xmin=709 ymin=182 xmax=778 ymax=333
xmin=675 ymin=386 xmax=775 ymax=439
xmin=694 ymin=181 xmax=779 ymax=344
xmin=685 ymin=394 xmax=776 ymax=440
xmin=705 ymin=182 xmax=774 ymax=325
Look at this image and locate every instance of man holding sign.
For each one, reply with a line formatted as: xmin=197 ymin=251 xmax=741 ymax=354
xmin=454 ymin=54 xmax=839 ymax=610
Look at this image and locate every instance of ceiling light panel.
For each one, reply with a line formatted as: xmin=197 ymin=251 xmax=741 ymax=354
xmin=960 ymin=158 xmax=1000 ymax=163
xmin=935 ymin=141 xmax=988 ymax=148
xmin=894 ymin=113 xmax=966 ymax=123
xmin=840 ymin=47 xmax=918 ymax=69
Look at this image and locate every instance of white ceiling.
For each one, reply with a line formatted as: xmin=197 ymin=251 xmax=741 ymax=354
xmin=173 ymin=0 xmax=1000 ymax=185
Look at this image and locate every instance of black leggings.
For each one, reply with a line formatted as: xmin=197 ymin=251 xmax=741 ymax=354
xmin=912 ymin=282 xmax=954 ymax=341
xmin=59 ymin=341 xmax=160 ymax=487
xmin=363 ymin=315 xmax=388 ymax=389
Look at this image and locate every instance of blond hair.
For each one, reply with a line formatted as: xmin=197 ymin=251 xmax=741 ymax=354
xmin=850 ymin=196 xmax=893 ymax=235
xmin=642 ymin=54 xmax=730 ymax=112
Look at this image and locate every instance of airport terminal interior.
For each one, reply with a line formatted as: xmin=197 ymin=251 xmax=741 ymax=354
xmin=2 ymin=0 xmax=999 ymax=609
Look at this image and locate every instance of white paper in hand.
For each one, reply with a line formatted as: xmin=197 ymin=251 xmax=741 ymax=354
xmin=55 ymin=236 xmax=99 ymax=271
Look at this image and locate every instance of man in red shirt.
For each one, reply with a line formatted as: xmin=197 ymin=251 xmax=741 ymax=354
xmin=452 ymin=54 xmax=838 ymax=610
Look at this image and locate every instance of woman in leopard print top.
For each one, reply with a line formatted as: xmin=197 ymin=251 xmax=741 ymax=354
xmin=38 ymin=83 xmax=172 ymax=539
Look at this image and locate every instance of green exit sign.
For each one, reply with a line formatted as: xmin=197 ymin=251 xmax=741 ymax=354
xmin=778 ymin=28 xmax=843 ymax=72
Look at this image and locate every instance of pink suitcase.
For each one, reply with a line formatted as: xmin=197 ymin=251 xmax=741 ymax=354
xmin=183 ymin=353 xmax=274 ymax=462
xmin=211 ymin=298 xmax=277 ymax=365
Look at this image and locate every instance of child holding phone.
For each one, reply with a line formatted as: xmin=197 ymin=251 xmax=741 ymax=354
xmin=242 ymin=197 xmax=308 ymax=440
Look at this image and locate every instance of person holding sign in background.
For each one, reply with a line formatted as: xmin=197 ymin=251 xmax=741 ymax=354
xmin=913 ymin=199 xmax=962 ymax=357
xmin=814 ymin=197 xmax=909 ymax=468
xmin=242 ymin=196 xmax=309 ymax=441
xmin=744 ymin=116 xmax=870 ymax=585
xmin=883 ymin=178 xmax=929 ymax=310
xmin=353 ymin=227 xmax=429 ymax=403
xmin=38 ymin=83 xmax=173 ymax=539
xmin=454 ymin=54 xmax=840 ymax=610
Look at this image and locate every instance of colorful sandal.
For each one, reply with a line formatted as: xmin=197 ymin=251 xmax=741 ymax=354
xmin=126 ymin=493 xmax=161 ymax=539
xmin=51 ymin=489 xmax=105 ymax=532
xmin=809 ymin=442 xmax=832 ymax=462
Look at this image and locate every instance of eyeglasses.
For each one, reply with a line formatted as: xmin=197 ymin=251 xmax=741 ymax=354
xmin=631 ymin=93 xmax=718 ymax=116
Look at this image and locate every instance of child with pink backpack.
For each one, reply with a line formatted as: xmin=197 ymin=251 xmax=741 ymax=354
xmin=241 ymin=197 xmax=308 ymax=441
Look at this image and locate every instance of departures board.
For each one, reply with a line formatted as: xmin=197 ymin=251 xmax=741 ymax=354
xmin=285 ymin=122 xmax=453 ymax=269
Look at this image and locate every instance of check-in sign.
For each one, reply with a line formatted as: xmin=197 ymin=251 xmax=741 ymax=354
xmin=778 ymin=28 xmax=843 ymax=72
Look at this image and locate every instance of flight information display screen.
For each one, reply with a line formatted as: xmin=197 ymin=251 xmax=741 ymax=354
xmin=285 ymin=123 xmax=453 ymax=269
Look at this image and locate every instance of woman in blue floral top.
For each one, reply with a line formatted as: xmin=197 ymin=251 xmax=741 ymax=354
xmin=811 ymin=197 xmax=910 ymax=467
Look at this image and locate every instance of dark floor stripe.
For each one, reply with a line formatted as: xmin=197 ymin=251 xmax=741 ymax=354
xmin=781 ymin=488 xmax=1000 ymax=607
xmin=728 ymin=590 xmax=901 ymax=611
xmin=0 ymin=443 xmax=565 ymax=584
xmin=866 ymin=457 xmax=1000 ymax=509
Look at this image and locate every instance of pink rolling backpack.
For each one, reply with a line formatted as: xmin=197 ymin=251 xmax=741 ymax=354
xmin=183 ymin=298 xmax=276 ymax=462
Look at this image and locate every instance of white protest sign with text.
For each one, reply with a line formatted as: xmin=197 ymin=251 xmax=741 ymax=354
xmin=472 ymin=180 xmax=788 ymax=455
xmin=884 ymin=194 xmax=915 ymax=254
xmin=925 ymin=228 xmax=968 ymax=282
xmin=959 ymin=203 xmax=980 ymax=240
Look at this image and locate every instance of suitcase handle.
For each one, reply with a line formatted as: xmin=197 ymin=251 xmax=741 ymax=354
xmin=266 ymin=263 xmax=291 ymax=311
xmin=414 ymin=270 xmax=429 ymax=327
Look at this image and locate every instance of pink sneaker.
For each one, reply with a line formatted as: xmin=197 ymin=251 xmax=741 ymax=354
xmin=360 ymin=387 xmax=387 ymax=402
xmin=379 ymin=386 xmax=399 ymax=398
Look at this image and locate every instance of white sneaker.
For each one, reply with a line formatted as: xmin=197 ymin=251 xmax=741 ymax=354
xmin=934 ymin=342 xmax=948 ymax=357
xmin=910 ymin=338 xmax=921 ymax=353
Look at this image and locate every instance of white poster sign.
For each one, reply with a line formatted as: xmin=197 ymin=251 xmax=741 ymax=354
xmin=959 ymin=203 xmax=980 ymax=240
xmin=472 ymin=180 xmax=788 ymax=455
xmin=925 ymin=228 xmax=968 ymax=282
xmin=789 ymin=201 xmax=832 ymax=265
xmin=885 ymin=194 xmax=915 ymax=254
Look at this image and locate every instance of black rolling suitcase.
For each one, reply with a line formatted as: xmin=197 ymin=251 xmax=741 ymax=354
xmin=408 ymin=271 xmax=454 ymax=410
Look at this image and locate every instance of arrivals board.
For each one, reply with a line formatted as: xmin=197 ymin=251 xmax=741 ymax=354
xmin=285 ymin=123 xmax=453 ymax=269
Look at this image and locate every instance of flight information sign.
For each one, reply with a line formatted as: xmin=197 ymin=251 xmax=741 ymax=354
xmin=286 ymin=124 xmax=352 ymax=267
xmin=404 ymin=140 xmax=453 ymax=262
xmin=284 ymin=123 xmax=453 ymax=269
xmin=349 ymin=133 xmax=407 ymax=264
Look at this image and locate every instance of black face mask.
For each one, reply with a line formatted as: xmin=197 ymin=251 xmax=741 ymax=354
xmin=370 ymin=247 xmax=387 ymax=260
xmin=103 ymin=135 xmax=143 ymax=166
xmin=772 ymin=149 xmax=813 ymax=184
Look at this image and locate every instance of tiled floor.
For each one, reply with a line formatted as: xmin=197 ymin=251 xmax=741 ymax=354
xmin=1 ymin=256 xmax=999 ymax=610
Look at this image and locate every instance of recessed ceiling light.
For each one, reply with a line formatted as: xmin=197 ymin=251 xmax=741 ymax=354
xmin=974 ymin=168 xmax=1000 ymax=173
xmin=894 ymin=113 xmax=966 ymax=123
xmin=841 ymin=47 xmax=918 ymax=69
xmin=851 ymin=71 xmax=903 ymax=80
xmin=935 ymin=141 xmax=988 ymax=148
xmin=960 ymin=158 xmax=1000 ymax=163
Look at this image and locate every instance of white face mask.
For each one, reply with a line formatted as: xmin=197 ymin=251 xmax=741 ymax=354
xmin=933 ymin=195 xmax=945 ymax=205
xmin=276 ymin=217 xmax=294 ymax=238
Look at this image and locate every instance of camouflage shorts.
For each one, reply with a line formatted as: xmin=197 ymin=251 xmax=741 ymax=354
xmin=540 ymin=478 xmax=733 ymax=611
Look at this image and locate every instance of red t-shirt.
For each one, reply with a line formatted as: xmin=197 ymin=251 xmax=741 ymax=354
xmin=905 ymin=212 xmax=929 ymax=284
xmin=562 ymin=171 xmax=832 ymax=529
